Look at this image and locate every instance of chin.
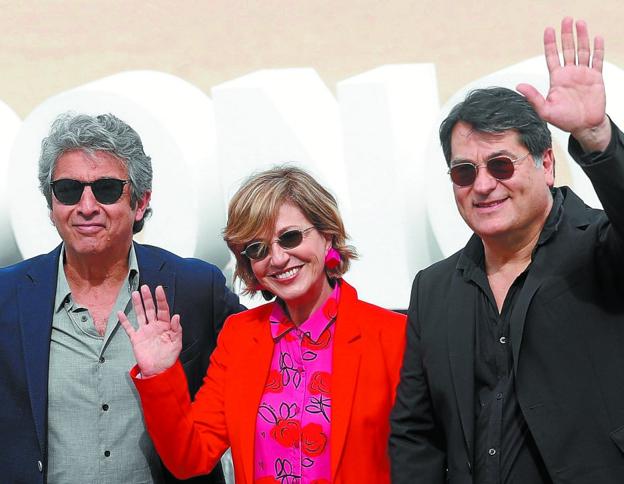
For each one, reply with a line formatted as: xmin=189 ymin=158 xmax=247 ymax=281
xmin=73 ymin=242 xmax=106 ymax=254
xmin=274 ymin=283 xmax=311 ymax=304
xmin=272 ymin=288 xmax=304 ymax=303
xmin=477 ymin=226 xmax=513 ymax=240
xmin=469 ymin=216 xmax=511 ymax=235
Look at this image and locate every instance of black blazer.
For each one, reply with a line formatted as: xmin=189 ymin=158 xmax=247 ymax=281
xmin=0 ymin=242 xmax=244 ymax=484
xmin=390 ymin=129 xmax=624 ymax=484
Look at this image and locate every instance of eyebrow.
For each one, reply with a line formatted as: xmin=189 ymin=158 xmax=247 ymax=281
xmin=276 ymin=226 xmax=304 ymax=236
xmin=251 ymin=226 xmax=301 ymax=242
xmin=450 ymin=149 xmax=518 ymax=166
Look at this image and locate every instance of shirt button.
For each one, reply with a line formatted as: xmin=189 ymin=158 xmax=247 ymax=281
xmin=99 ymin=356 xmax=105 ymax=363
xmin=499 ymin=336 xmax=507 ymax=344
xmin=496 ymin=392 xmax=503 ymax=400
xmin=488 ymin=448 xmax=496 ymax=456
xmin=81 ymin=315 xmax=88 ymax=322
xmin=102 ymin=404 xmax=109 ymax=411
xmin=104 ymin=451 xmax=111 ymax=457
xmin=37 ymin=460 xmax=43 ymax=472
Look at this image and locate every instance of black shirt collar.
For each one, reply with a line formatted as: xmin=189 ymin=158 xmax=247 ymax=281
xmin=457 ymin=187 xmax=565 ymax=280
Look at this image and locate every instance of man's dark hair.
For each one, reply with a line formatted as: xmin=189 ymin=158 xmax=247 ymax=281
xmin=439 ymin=87 xmax=552 ymax=166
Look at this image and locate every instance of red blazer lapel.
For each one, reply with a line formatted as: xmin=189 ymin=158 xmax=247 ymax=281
xmin=230 ymin=305 xmax=274 ymax=483
xmin=330 ymin=281 xmax=362 ymax=479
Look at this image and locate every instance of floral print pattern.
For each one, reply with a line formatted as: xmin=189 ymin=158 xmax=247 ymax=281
xmin=254 ymin=283 xmax=340 ymax=483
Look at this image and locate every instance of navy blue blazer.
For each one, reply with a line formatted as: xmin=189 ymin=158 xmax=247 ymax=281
xmin=0 ymin=242 xmax=244 ymax=484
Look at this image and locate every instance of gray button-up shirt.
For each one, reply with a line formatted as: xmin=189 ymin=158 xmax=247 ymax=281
xmin=47 ymin=245 xmax=164 ymax=484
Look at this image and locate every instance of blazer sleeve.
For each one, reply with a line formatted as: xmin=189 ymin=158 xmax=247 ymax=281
xmin=570 ymin=119 xmax=624 ymax=250
xmin=132 ymin=316 xmax=238 ymax=480
xmin=389 ymin=272 xmax=447 ymax=484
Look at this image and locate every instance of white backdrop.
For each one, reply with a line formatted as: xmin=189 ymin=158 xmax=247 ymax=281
xmin=4 ymin=58 xmax=624 ymax=309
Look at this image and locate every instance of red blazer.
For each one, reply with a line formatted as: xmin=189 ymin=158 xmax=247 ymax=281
xmin=133 ymin=280 xmax=406 ymax=483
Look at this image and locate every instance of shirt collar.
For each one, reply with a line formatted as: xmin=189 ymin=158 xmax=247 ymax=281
xmin=536 ymin=187 xmax=564 ymax=247
xmin=456 ymin=234 xmax=485 ymax=282
xmin=54 ymin=243 xmax=140 ymax=313
xmin=456 ymin=188 xmax=565 ymax=280
xmin=269 ymin=281 xmax=341 ymax=342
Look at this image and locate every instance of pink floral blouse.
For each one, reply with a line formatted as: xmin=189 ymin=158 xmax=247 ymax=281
xmin=254 ymin=283 xmax=340 ymax=484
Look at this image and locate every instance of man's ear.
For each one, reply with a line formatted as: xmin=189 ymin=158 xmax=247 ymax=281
xmin=541 ymin=148 xmax=555 ymax=187
xmin=134 ymin=191 xmax=151 ymax=222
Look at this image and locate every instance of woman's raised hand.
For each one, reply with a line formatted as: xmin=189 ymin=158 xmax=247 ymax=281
xmin=119 ymin=284 xmax=183 ymax=377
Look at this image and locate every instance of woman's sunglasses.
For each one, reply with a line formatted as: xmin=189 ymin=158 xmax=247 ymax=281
xmin=448 ymin=153 xmax=530 ymax=187
xmin=241 ymin=226 xmax=315 ymax=260
xmin=51 ymin=178 xmax=129 ymax=205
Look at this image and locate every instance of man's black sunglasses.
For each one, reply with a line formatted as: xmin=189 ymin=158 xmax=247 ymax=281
xmin=241 ymin=227 xmax=315 ymax=260
xmin=51 ymin=178 xmax=129 ymax=205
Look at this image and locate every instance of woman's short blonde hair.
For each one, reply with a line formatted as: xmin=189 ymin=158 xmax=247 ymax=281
xmin=223 ymin=165 xmax=357 ymax=295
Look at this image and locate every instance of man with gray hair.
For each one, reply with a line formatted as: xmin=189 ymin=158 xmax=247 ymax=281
xmin=390 ymin=18 xmax=624 ymax=483
xmin=0 ymin=113 xmax=243 ymax=483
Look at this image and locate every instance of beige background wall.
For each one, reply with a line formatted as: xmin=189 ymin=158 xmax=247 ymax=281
xmin=1 ymin=1 xmax=622 ymax=118
xmin=1 ymin=1 xmax=622 ymax=308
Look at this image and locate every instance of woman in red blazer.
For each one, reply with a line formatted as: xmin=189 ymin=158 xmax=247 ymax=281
xmin=121 ymin=166 xmax=406 ymax=483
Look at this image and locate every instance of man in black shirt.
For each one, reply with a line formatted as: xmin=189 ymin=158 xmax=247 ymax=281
xmin=390 ymin=17 xmax=624 ymax=484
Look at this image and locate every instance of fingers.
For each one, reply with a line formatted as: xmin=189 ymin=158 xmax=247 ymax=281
xmin=126 ymin=285 xmax=174 ymax=330
xmin=543 ymin=27 xmax=560 ymax=73
xmin=516 ymin=83 xmax=546 ymax=117
xmin=545 ymin=18 xmax=604 ymax=72
xmin=576 ymin=20 xmax=590 ymax=66
xmin=155 ymin=285 xmax=172 ymax=323
xmin=118 ymin=310 xmax=135 ymax=337
xmin=592 ymin=35 xmax=605 ymax=72
xmin=560 ymin=16 xmax=576 ymax=66
xmin=131 ymin=290 xmax=147 ymax=326
xmin=140 ymin=285 xmax=157 ymax=323
xmin=171 ymin=314 xmax=182 ymax=334
xmin=571 ymin=19 xmax=604 ymax=71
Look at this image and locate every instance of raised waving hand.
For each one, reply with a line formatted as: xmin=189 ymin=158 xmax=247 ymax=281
xmin=119 ymin=285 xmax=182 ymax=377
xmin=517 ymin=17 xmax=611 ymax=152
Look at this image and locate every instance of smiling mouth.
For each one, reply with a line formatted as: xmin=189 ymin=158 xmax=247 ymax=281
xmin=74 ymin=224 xmax=104 ymax=232
xmin=474 ymin=198 xmax=507 ymax=208
xmin=271 ymin=266 xmax=302 ymax=280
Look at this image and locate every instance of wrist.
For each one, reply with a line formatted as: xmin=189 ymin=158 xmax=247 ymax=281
xmin=139 ymin=364 xmax=169 ymax=378
xmin=571 ymin=115 xmax=612 ymax=153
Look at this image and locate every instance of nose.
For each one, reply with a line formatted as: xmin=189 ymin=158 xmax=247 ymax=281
xmin=471 ymin=164 xmax=497 ymax=194
xmin=76 ymin=186 xmax=100 ymax=216
xmin=268 ymin=241 xmax=289 ymax=266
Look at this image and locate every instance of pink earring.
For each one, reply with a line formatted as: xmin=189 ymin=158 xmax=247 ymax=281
xmin=324 ymin=247 xmax=341 ymax=269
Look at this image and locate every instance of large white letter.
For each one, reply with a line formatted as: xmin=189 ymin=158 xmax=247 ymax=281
xmin=0 ymin=100 xmax=21 ymax=266
xmin=8 ymin=71 xmax=226 ymax=265
xmin=338 ymin=64 xmax=441 ymax=308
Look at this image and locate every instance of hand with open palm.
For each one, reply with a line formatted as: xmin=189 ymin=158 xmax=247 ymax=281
xmin=119 ymin=284 xmax=183 ymax=377
xmin=517 ymin=17 xmax=611 ymax=152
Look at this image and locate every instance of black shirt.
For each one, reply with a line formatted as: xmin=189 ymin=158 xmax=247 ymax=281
xmin=457 ymin=190 xmax=564 ymax=484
